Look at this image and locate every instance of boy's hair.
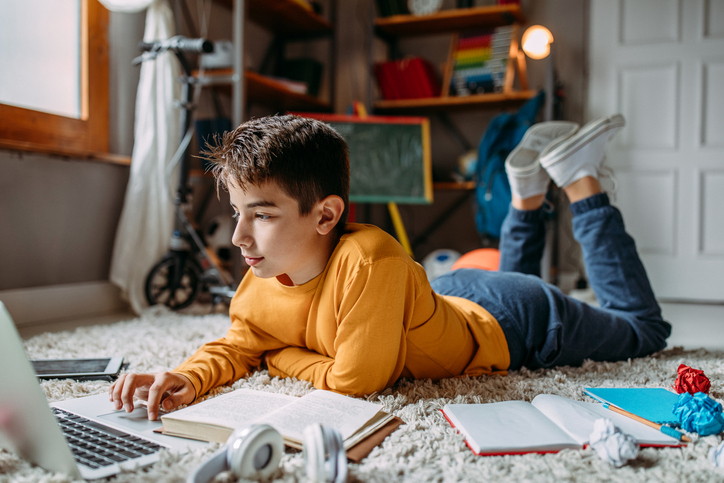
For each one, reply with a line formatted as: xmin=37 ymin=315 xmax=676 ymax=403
xmin=204 ymin=114 xmax=350 ymax=235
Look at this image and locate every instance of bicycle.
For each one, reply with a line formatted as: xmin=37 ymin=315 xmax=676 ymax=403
xmin=134 ymin=36 xmax=238 ymax=310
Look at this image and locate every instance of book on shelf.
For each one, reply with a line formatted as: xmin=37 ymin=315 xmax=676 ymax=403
xmin=160 ymin=388 xmax=401 ymax=460
xmin=441 ymin=394 xmax=684 ymax=456
xmin=448 ymin=27 xmax=511 ymax=96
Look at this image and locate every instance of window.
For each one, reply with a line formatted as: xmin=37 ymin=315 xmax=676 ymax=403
xmin=0 ymin=0 xmax=109 ymax=155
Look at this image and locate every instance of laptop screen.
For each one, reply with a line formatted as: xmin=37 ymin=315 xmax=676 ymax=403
xmin=0 ymin=301 xmax=82 ymax=478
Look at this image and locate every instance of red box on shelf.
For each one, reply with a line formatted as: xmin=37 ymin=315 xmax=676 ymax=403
xmin=374 ymin=57 xmax=441 ymax=100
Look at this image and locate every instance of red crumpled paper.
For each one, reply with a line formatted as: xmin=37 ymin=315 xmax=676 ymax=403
xmin=673 ymin=364 xmax=711 ymax=395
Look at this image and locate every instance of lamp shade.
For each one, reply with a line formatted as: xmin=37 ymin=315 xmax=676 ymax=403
xmin=522 ymin=26 xmax=554 ymax=60
xmin=98 ymin=0 xmax=153 ymax=12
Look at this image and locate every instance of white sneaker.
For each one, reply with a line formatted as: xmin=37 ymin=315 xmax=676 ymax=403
xmin=540 ymin=114 xmax=625 ymax=188
xmin=505 ymin=121 xmax=580 ymax=199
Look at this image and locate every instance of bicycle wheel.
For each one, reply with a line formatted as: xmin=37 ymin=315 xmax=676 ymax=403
xmin=145 ymin=254 xmax=201 ymax=310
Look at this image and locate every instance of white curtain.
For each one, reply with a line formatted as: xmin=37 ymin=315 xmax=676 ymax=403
xmin=109 ymin=0 xmax=180 ymax=314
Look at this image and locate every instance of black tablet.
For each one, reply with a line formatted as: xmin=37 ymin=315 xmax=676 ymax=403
xmin=31 ymin=357 xmax=124 ymax=379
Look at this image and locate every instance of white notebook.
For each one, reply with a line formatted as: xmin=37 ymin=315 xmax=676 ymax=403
xmin=442 ymin=394 xmax=683 ymax=456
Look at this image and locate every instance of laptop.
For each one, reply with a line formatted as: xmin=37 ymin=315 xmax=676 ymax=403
xmin=0 ymin=301 xmax=209 ymax=480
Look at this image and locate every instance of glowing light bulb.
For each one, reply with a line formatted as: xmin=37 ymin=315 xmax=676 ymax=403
xmin=522 ymin=26 xmax=554 ymax=60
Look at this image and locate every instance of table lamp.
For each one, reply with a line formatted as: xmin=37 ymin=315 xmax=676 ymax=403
xmin=522 ymin=25 xmax=555 ymax=121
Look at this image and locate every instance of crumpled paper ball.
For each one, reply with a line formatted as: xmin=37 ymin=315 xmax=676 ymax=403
xmin=709 ymin=440 xmax=724 ymax=467
xmin=674 ymin=364 xmax=711 ymax=395
xmin=673 ymin=392 xmax=724 ymax=436
xmin=589 ymin=418 xmax=639 ymax=467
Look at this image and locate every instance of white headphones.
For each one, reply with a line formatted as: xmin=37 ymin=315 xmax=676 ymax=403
xmin=303 ymin=423 xmax=348 ymax=483
xmin=187 ymin=423 xmax=347 ymax=483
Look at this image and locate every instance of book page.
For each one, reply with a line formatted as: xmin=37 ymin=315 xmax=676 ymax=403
xmin=531 ymin=394 xmax=681 ymax=446
xmin=442 ymin=401 xmax=580 ymax=455
xmin=531 ymin=395 xmax=607 ymax=445
xmin=162 ymin=389 xmax=297 ymax=429
xmin=253 ymin=390 xmax=382 ymax=443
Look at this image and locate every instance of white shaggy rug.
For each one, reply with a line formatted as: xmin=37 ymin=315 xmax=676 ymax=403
xmin=3 ymin=307 xmax=724 ymax=483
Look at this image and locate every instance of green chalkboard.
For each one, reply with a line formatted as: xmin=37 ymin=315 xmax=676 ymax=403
xmin=297 ymin=113 xmax=433 ymax=204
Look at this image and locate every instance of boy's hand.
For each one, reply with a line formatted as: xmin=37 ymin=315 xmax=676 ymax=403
xmin=108 ymin=372 xmax=195 ymax=421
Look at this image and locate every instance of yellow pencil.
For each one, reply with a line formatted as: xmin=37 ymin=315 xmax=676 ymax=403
xmin=602 ymin=402 xmax=691 ymax=442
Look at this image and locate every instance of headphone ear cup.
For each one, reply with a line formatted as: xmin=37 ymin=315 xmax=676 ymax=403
xmin=226 ymin=424 xmax=284 ymax=479
xmin=303 ymin=423 xmax=326 ymax=482
xmin=328 ymin=428 xmax=347 ymax=483
xmin=302 ymin=424 xmax=347 ymax=483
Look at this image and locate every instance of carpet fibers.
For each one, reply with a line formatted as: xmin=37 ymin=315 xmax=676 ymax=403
xmin=3 ymin=308 xmax=724 ymax=482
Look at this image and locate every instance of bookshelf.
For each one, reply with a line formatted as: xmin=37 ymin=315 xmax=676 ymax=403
xmin=247 ymin=0 xmax=332 ymax=36
xmin=370 ymin=4 xmax=535 ymax=252
xmin=375 ymin=90 xmax=535 ymax=114
xmin=374 ymin=4 xmax=526 ymax=38
xmin=195 ymin=69 xmax=332 ymax=112
xmin=372 ymin=4 xmax=536 ymax=113
xmin=211 ymin=0 xmax=333 ymax=37
xmin=205 ymin=0 xmax=335 ymax=122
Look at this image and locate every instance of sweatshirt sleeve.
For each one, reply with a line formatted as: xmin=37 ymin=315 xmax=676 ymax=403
xmin=265 ymin=258 xmax=417 ymax=396
xmin=172 ymin=313 xmax=282 ymax=399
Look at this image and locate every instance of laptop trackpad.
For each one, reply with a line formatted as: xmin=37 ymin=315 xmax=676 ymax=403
xmin=97 ymin=407 xmax=162 ymax=433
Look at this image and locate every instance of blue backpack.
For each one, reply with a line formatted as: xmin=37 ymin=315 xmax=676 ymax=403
xmin=475 ymin=91 xmax=545 ymax=239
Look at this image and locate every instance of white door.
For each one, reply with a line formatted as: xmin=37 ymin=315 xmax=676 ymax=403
xmin=588 ymin=0 xmax=724 ymax=302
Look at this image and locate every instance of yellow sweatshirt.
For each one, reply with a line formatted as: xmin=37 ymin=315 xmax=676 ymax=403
xmin=174 ymin=223 xmax=509 ymax=398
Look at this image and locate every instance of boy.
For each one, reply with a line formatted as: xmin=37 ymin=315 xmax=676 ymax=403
xmin=110 ymin=114 xmax=671 ymax=421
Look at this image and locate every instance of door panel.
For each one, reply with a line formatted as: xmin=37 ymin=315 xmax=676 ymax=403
xmin=589 ymin=0 xmax=724 ymax=301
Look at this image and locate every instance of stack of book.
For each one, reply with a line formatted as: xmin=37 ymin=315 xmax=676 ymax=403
xmin=448 ymin=26 xmax=512 ymax=96
xmin=374 ymin=57 xmax=441 ymax=100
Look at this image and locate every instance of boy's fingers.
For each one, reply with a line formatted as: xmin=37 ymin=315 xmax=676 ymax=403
xmin=110 ymin=374 xmax=127 ymax=410
xmin=146 ymin=373 xmax=181 ymax=420
xmin=160 ymin=384 xmax=194 ymax=411
xmin=119 ymin=373 xmax=152 ymax=412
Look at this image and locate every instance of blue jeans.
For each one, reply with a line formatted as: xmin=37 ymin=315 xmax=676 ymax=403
xmin=431 ymin=193 xmax=671 ymax=370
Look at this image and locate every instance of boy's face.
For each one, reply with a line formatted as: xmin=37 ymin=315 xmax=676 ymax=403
xmin=228 ymin=180 xmax=330 ymax=286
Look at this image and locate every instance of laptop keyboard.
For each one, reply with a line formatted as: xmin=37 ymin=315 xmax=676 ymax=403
xmin=53 ymin=408 xmax=163 ymax=469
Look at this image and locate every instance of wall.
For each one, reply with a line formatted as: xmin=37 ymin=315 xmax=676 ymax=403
xmin=0 ymin=10 xmax=145 ymax=323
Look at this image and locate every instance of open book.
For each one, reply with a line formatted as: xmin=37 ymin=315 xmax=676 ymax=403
xmin=441 ymin=394 xmax=684 ymax=456
xmin=161 ymin=388 xmax=397 ymax=452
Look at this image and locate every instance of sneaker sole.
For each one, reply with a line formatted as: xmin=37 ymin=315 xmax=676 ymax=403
xmin=540 ymin=114 xmax=625 ymax=168
xmin=506 ymin=121 xmax=579 ymax=173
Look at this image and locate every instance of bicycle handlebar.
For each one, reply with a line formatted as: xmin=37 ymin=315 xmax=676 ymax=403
xmin=132 ymin=36 xmax=214 ymax=66
xmin=139 ymin=36 xmax=214 ymax=54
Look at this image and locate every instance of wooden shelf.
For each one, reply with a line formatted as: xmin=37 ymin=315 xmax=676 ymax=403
xmin=245 ymin=71 xmax=332 ymax=111
xmin=194 ymin=69 xmax=332 ymax=112
xmin=433 ymin=180 xmax=476 ymax=191
xmin=374 ymin=90 xmax=537 ymax=114
xmin=375 ymin=4 xmax=525 ymax=38
xmin=214 ymin=0 xmax=332 ymax=37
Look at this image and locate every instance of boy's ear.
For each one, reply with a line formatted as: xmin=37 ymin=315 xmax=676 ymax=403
xmin=316 ymin=195 xmax=345 ymax=235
